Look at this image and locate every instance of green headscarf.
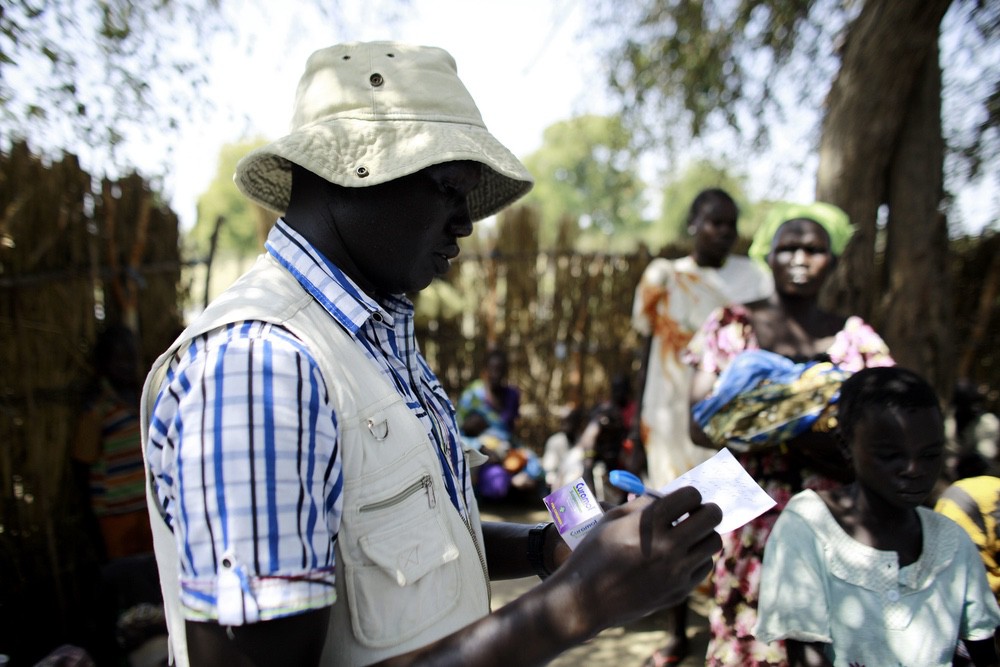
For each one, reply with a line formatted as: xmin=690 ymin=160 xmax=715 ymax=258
xmin=748 ymin=201 xmax=854 ymax=267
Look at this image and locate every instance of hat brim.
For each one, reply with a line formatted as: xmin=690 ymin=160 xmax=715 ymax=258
xmin=234 ymin=117 xmax=534 ymax=222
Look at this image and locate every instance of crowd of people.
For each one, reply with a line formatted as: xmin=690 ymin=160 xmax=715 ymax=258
xmin=40 ymin=39 xmax=999 ymax=667
xmin=531 ymin=194 xmax=1000 ymax=667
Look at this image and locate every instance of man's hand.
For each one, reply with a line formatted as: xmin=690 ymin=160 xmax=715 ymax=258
xmin=548 ymin=485 xmax=722 ymax=634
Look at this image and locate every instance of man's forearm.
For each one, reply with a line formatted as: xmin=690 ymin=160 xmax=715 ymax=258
xmin=186 ymin=608 xmax=332 ymax=666
xmin=481 ymin=521 xmax=566 ymax=581
xmin=374 ymin=567 xmax=593 ymax=667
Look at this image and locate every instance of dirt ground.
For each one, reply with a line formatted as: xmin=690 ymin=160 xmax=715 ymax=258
xmin=479 ymin=499 xmax=712 ymax=667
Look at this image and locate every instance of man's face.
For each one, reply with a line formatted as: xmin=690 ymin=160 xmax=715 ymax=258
xmin=690 ymin=200 xmax=738 ymax=268
xmin=767 ymin=218 xmax=835 ymax=298
xmin=851 ymin=405 xmax=945 ymax=510
xmin=325 ymin=161 xmax=481 ymax=296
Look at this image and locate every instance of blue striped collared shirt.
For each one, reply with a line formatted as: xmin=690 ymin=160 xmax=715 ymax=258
xmin=146 ymin=219 xmax=473 ymax=623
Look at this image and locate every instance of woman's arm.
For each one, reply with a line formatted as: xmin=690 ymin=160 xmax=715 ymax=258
xmin=966 ymin=634 xmax=1000 ymax=667
xmin=627 ymin=334 xmax=652 ymax=446
xmin=785 ymin=639 xmax=834 ymax=667
xmin=688 ymin=368 xmax=723 ymax=449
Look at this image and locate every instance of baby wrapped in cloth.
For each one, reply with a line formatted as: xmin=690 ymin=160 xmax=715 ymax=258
xmin=692 ymin=349 xmax=849 ymax=453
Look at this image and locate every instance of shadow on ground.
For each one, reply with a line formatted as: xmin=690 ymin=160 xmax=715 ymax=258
xmin=480 ymin=498 xmax=711 ymax=667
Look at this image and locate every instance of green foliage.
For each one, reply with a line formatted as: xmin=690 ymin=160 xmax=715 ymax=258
xmin=596 ymin=0 xmax=822 ymax=151
xmin=522 ymin=114 xmax=648 ymax=249
xmin=590 ymin=0 xmax=1000 ymax=226
xmin=188 ymin=138 xmax=269 ymax=257
xmin=653 ymin=161 xmax=752 ymax=247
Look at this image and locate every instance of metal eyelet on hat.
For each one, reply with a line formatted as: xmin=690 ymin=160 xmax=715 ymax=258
xmin=369 ymin=73 xmax=384 ymax=87
xmin=355 ymin=166 xmax=369 ymax=178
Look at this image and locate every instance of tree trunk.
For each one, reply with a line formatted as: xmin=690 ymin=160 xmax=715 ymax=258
xmin=881 ymin=39 xmax=953 ymax=391
xmin=816 ymin=0 xmax=953 ymax=391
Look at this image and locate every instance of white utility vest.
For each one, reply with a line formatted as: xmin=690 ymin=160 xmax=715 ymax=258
xmin=140 ymin=253 xmax=491 ymax=666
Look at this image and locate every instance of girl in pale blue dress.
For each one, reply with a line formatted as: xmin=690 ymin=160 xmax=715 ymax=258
xmin=756 ymin=367 xmax=1000 ymax=667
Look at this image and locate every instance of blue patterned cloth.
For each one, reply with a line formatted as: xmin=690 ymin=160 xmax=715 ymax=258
xmin=692 ymin=349 xmax=850 ymax=452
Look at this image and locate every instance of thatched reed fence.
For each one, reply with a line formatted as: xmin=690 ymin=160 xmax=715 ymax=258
xmin=0 ymin=141 xmax=184 ymax=661
xmin=415 ymin=207 xmax=657 ymax=449
xmin=2 ymin=138 xmax=998 ymax=661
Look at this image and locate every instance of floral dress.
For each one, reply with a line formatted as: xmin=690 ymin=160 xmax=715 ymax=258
xmin=684 ymin=304 xmax=894 ymax=666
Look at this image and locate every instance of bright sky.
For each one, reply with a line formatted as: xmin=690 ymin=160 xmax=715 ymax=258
xmin=153 ymin=0 xmax=994 ymax=235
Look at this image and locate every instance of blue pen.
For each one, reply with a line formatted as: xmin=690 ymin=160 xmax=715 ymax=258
xmin=609 ymin=469 xmax=692 ymax=527
xmin=609 ymin=469 xmax=663 ymax=499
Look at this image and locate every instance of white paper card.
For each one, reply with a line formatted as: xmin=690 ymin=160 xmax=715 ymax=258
xmin=658 ymin=448 xmax=776 ymax=534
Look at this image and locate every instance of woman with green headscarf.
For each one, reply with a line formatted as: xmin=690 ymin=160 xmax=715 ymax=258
xmin=682 ymin=202 xmax=895 ymax=667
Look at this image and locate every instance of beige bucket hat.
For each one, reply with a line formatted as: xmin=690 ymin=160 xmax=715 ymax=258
xmin=234 ymin=41 xmax=534 ymax=222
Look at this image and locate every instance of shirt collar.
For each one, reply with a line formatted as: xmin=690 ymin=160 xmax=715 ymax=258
xmin=264 ymin=218 xmax=402 ymax=333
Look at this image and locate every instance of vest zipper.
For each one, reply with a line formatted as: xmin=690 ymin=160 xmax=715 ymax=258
xmin=405 ymin=365 xmax=492 ymax=606
xmin=358 ymin=474 xmax=435 ymax=513
xmin=463 ymin=510 xmax=492 ymax=606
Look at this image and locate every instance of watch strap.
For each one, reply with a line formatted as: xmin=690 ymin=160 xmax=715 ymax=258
xmin=528 ymin=521 xmax=554 ymax=580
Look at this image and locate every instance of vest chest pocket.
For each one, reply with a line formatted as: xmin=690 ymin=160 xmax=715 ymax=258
xmin=339 ymin=447 xmax=463 ymax=648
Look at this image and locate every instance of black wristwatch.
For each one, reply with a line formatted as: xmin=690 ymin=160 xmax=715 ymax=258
xmin=528 ymin=521 xmax=554 ymax=581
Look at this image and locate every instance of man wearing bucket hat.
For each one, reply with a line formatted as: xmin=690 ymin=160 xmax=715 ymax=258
xmin=140 ymin=41 xmax=722 ymax=666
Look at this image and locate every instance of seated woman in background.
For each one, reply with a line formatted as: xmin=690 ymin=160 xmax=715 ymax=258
xmin=457 ymin=347 xmax=543 ymax=500
xmin=685 ymin=202 xmax=895 ymax=667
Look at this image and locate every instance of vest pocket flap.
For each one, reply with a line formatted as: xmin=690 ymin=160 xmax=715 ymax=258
xmin=359 ymin=513 xmax=460 ymax=587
